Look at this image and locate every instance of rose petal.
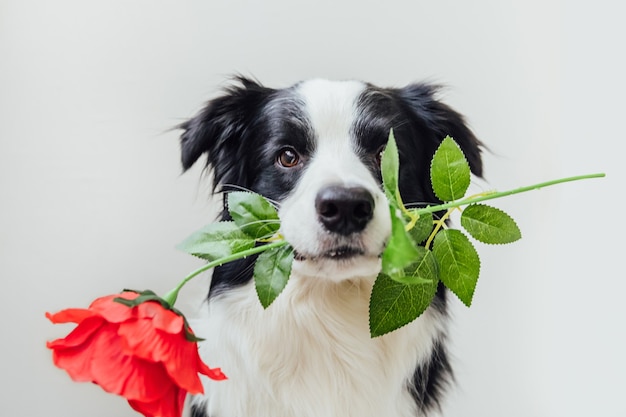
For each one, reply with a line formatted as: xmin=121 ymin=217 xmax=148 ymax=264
xmin=117 ymin=319 xmax=166 ymax=364
xmin=117 ymin=318 xmax=163 ymax=359
xmin=89 ymin=293 xmax=138 ymax=323
xmin=118 ymin=318 xmax=205 ymax=392
xmin=137 ymin=302 xmax=184 ymax=334
xmin=197 ymin=358 xmax=228 ymax=382
xmin=158 ymin=339 xmax=205 ymax=393
xmin=46 ymin=308 xmax=96 ymax=324
xmin=50 ymin=344 xmax=97 ymax=383
xmin=128 ymin=384 xmax=186 ymax=417
xmin=46 ymin=316 xmax=104 ymax=349
xmin=86 ymin=323 xmax=171 ymax=402
xmin=107 ymin=358 xmax=173 ymax=402
xmin=48 ymin=321 xmax=117 ymax=383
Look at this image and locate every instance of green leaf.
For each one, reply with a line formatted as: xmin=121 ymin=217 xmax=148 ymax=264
xmin=407 ymin=211 xmax=433 ymax=245
xmin=254 ymin=244 xmax=294 ymax=308
xmin=177 ymin=222 xmax=255 ymax=260
xmin=432 ymin=229 xmax=480 ymax=307
xmin=228 ymin=191 xmax=280 ymax=239
xmin=460 ymin=204 xmax=522 ymax=244
xmin=369 ymin=273 xmax=438 ymax=337
xmin=396 ymin=246 xmax=438 ymax=285
xmin=381 ymin=205 xmax=420 ymax=279
xmin=381 ymin=129 xmax=402 ymax=206
xmin=430 ymin=136 xmax=471 ymax=202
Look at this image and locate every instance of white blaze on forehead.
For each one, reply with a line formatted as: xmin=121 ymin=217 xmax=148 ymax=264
xmin=296 ymin=79 xmax=366 ymax=147
xmin=296 ymin=79 xmax=368 ymax=184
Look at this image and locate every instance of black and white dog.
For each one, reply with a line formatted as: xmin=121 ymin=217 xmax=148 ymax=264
xmin=179 ymin=77 xmax=482 ymax=417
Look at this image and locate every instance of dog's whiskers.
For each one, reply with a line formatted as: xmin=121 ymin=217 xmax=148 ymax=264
xmin=221 ymin=184 xmax=282 ymax=209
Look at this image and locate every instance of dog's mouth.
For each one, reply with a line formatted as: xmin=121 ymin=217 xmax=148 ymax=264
xmin=293 ymin=246 xmax=366 ymax=262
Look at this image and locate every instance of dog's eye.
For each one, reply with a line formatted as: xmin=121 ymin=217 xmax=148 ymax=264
xmin=375 ymin=145 xmax=386 ymax=167
xmin=276 ymin=148 xmax=301 ymax=168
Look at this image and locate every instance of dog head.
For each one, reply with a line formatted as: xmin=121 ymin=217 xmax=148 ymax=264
xmin=179 ymin=77 xmax=482 ymax=282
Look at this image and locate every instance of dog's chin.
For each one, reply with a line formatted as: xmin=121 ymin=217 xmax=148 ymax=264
xmin=291 ymin=249 xmax=383 ymax=282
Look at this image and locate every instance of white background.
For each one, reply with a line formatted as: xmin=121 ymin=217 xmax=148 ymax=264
xmin=1 ymin=1 xmax=624 ymax=416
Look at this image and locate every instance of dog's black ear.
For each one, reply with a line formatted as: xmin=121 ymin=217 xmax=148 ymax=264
xmin=398 ymin=83 xmax=483 ymax=177
xmin=178 ymin=77 xmax=273 ymax=190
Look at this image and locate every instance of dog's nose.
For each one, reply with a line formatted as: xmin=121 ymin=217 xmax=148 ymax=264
xmin=315 ymin=185 xmax=375 ymax=235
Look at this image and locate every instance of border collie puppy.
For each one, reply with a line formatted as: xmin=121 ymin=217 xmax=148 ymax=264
xmin=179 ymin=77 xmax=482 ymax=417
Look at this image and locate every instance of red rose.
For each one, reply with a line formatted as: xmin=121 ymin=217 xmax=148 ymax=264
xmin=46 ymin=291 xmax=226 ymax=417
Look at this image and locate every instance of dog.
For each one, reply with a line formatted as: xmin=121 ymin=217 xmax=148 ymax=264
xmin=179 ymin=77 xmax=483 ymax=417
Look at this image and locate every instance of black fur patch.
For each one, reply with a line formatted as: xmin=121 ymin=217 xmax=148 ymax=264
xmin=408 ymin=337 xmax=454 ymax=413
xmin=190 ymin=402 xmax=209 ymax=417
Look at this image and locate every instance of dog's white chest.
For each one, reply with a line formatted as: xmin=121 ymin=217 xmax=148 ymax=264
xmin=190 ymin=277 xmax=444 ymax=417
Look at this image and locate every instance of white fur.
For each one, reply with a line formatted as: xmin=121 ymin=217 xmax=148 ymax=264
xmin=192 ymin=277 xmax=446 ymax=417
xmin=188 ymin=80 xmax=447 ymax=417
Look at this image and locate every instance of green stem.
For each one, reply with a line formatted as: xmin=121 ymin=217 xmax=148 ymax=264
xmin=424 ymin=207 xmax=454 ymax=249
xmin=163 ymin=173 xmax=604 ymax=306
xmin=163 ymin=240 xmax=288 ymax=306
xmin=415 ymin=173 xmax=606 ymax=216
